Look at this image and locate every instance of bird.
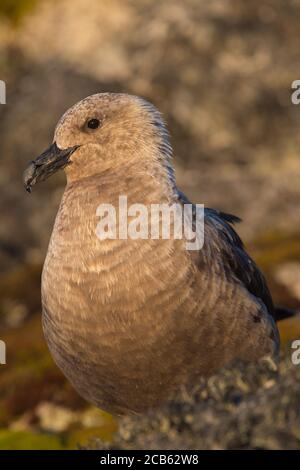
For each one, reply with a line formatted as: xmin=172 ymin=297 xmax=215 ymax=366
xmin=24 ymin=93 xmax=281 ymax=415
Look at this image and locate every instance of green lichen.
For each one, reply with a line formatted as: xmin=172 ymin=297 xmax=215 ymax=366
xmin=0 ymin=0 xmax=40 ymax=24
xmin=0 ymin=262 xmax=42 ymax=321
xmin=68 ymin=424 xmax=117 ymax=449
xmin=251 ymin=231 xmax=300 ymax=271
xmin=0 ymin=429 xmax=64 ymax=450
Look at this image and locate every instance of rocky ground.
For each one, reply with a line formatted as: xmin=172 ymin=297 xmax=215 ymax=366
xmin=96 ymin=354 xmax=300 ymax=450
xmin=0 ymin=0 xmax=300 ymax=450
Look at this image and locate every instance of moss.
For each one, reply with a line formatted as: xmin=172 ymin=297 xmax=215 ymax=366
xmin=249 ymin=230 xmax=300 ymax=308
xmin=0 ymin=429 xmax=64 ymax=450
xmin=0 ymin=316 xmax=85 ymax=425
xmin=0 ymin=263 xmax=42 ymax=320
xmin=68 ymin=423 xmax=118 ymax=449
xmin=0 ymin=0 xmax=40 ymax=24
xmin=251 ymin=231 xmax=300 ymax=271
xmin=278 ymin=315 xmax=300 ymax=348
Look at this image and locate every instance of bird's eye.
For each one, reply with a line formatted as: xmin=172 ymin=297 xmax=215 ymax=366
xmin=87 ymin=118 xmax=101 ymax=129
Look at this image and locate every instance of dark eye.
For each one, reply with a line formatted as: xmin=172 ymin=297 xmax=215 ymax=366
xmin=87 ymin=118 xmax=101 ymax=129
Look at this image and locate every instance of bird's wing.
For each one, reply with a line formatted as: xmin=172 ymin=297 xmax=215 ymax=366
xmin=177 ymin=190 xmax=275 ymax=319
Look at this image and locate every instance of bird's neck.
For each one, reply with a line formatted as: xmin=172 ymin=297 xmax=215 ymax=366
xmin=66 ymin=158 xmax=175 ymax=207
xmin=50 ymin=161 xmax=176 ymax=256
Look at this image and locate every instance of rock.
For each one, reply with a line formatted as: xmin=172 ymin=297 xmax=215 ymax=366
xmin=94 ymin=355 xmax=300 ymax=450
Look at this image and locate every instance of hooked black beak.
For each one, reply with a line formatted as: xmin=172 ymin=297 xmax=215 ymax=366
xmin=23 ymin=142 xmax=79 ymax=193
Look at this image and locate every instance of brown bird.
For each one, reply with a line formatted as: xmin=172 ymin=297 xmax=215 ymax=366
xmin=24 ymin=93 xmax=280 ymax=415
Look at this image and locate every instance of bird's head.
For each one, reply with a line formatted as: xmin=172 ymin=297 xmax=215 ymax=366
xmin=23 ymin=93 xmax=174 ymax=192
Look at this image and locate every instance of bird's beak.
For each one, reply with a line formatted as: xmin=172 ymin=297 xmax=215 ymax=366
xmin=23 ymin=142 xmax=79 ymax=192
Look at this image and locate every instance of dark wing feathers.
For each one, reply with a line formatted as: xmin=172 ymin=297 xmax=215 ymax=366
xmin=177 ymin=191 xmax=275 ymax=319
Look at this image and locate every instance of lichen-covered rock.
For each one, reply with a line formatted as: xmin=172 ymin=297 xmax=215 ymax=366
xmin=95 ymin=355 xmax=300 ymax=450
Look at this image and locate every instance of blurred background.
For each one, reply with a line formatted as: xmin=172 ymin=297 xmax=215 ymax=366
xmin=0 ymin=0 xmax=300 ymax=449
